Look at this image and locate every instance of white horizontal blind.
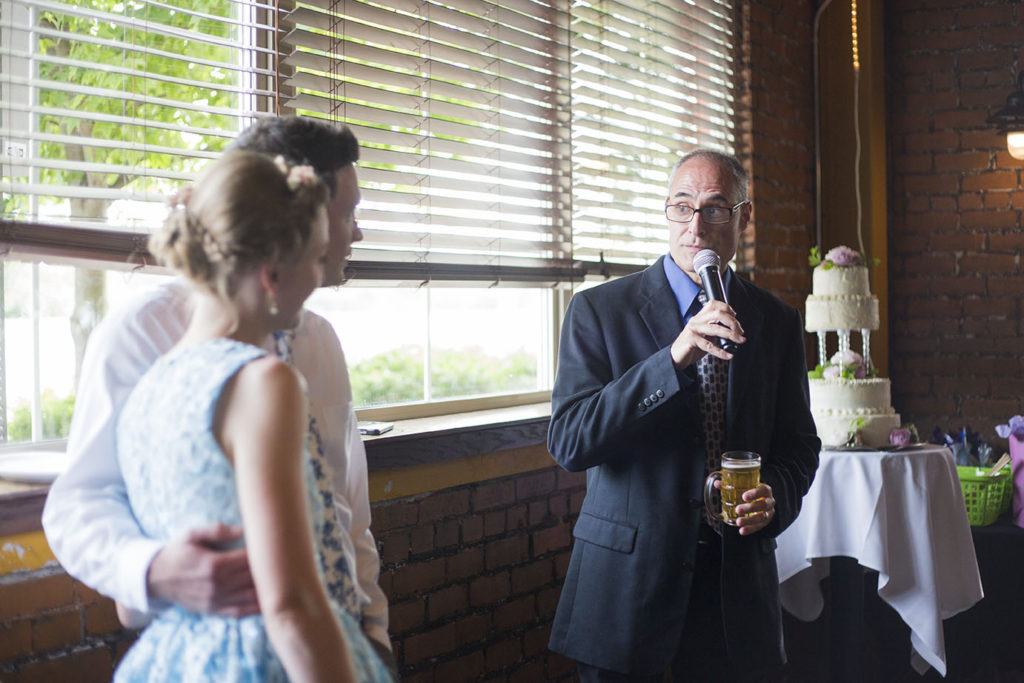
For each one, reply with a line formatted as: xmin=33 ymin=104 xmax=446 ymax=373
xmin=0 ymin=0 xmax=277 ymax=260
xmin=570 ymin=0 xmax=737 ymax=273
xmin=280 ymin=0 xmax=577 ymax=285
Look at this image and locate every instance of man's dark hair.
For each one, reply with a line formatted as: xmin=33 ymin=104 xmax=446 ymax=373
xmin=228 ymin=116 xmax=359 ymax=196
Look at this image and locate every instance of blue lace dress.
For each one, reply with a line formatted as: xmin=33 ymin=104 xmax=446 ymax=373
xmin=114 ymin=338 xmax=390 ymax=682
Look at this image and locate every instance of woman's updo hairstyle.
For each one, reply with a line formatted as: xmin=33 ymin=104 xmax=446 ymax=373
xmin=150 ymin=151 xmax=329 ymax=300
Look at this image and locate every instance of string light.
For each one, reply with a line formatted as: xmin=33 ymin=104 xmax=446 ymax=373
xmin=851 ymin=0 xmax=859 ymax=72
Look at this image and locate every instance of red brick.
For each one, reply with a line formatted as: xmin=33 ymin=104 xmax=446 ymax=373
xmin=515 ymin=470 xmax=557 ymax=500
xmin=960 ymin=210 xmax=1020 ymax=231
xmin=84 ymin=600 xmax=121 ymax=637
xmin=31 ymin=610 xmax=82 ymax=652
xmin=963 ymin=171 xmax=1019 ymax=192
xmin=446 ymin=547 xmax=485 ymax=582
xmin=0 ymin=618 xmax=31 ymax=660
xmin=380 ymin=531 xmax=410 ymax=564
xmin=511 ymin=559 xmax=554 ymax=595
xmin=391 ymin=557 xmax=447 ymax=597
xmin=961 ymin=253 xmax=1017 ymax=274
xmin=418 ymin=489 xmax=471 ymax=522
xmin=73 ymin=581 xmax=103 ymax=606
xmin=494 ymin=595 xmax=536 ymax=631
xmin=409 ymin=525 xmax=434 ymax=556
xmin=483 ymin=510 xmax=506 ymax=537
xmin=435 ymin=519 xmax=460 ymax=549
xmin=389 ymin=597 xmax=426 ymax=635
xmin=469 ymin=572 xmax=511 ymax=607
xmin=523 ymin=624 xmax=552 ymax=657
xmin=461 ymin=515 xmax=484 ymax=544
xmin=509 ymin=659 xmax=547 ymax=683
xmin=427 ymin=584 xmax=467 ymax=622
xmin=556 ymin=468 xmax=585 ymax=490
xmin=9 ymin=645 xmax=113 ymax=683
xmin=506 ymin=503 xmax=528 ymax=532
xmin=472 ymin=480 xmax=516 ymax=511
xmin=453 ymin=612 xmax=490 ymax=647
xmin=537 ymin=586 xmax=562 ymax=617
xmin=0 ymin=572 xmax=75 ymax=620
xmin=403 ymin=623 xmax=457 ymax=665
xmin=485 ymin=637 xmax=523 ymax=671
xmin=434 ymin=651 xmax=485 ymax=683
xmin=549 ymin=493 xmax=568 ymax=519
xmin=371 ymin=500 xmax=419 ymax=531
xmin=532 ymin=523 xmax=572 ymax=556
xmin=485 ymin=536 xmax=529 ymax=571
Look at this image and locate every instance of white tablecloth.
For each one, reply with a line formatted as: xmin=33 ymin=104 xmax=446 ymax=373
xmin=775 ymin=445 xmax=983 ymax=677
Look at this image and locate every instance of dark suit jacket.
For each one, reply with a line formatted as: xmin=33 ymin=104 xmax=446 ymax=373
xmin=547 ymin=256 xmax=820 ymax=675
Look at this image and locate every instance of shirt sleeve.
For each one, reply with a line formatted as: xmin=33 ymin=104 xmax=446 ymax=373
xmin=344 ymin=408 xmax=390 ymax=648
xmin=294 ymin=312 xmax=391 ymax=649
xmin=41 ymin=280 xmax=189 ymax=613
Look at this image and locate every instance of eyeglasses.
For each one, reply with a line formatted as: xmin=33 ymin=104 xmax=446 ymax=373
xmin=664 ymin=200 xmax=749 ymax=224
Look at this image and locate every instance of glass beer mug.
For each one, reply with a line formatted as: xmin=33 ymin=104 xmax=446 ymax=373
xmin=703 ymin=451 xmax=761 ymax=526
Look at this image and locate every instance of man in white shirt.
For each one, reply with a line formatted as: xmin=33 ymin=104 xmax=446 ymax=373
xmin=42 ymin=116 xmax=393 ymax=668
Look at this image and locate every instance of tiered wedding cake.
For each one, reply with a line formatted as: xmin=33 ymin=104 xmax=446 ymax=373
xmin=805 ymin=246 xmax=900 ymax=447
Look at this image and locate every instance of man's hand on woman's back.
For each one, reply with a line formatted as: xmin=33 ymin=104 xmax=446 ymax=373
xmin=147 ymin=523 xmax=259 ymax=617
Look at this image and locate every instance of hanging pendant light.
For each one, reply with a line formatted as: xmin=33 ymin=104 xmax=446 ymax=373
xmin=988 ymin=72 xmax=1024 ymax=161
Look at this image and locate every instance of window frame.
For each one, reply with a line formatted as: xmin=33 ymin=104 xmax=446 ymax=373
xmin=1 ymin=0 xmax=742 ymax=437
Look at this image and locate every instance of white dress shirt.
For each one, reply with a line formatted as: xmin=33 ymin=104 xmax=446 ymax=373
xmin=41 ymin=278 xmax=390 ymax=648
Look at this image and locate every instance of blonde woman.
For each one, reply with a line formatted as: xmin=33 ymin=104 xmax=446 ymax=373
xmin=113 ymin=151 xmax=390 ymax=682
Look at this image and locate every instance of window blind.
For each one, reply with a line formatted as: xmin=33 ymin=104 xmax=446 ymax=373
xmin=569 ymin=0 xmax=738 ymax=274
xmin=280 ymin=0 xmax=577 ymax=285
xmin=1 ymin=0 xmax=738 ymax=280
xmin=281 ymin=0 xmax=736 ymax=284
xmin=0 ymin=0 xmax=278 ymax=262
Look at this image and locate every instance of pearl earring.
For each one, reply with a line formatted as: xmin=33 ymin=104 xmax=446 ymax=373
xmin=267 ymin=290 xmax=279 ymax=316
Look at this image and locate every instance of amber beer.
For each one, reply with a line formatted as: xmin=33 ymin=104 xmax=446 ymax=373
xmin=704 ymin=451 xmax=761 ymax=526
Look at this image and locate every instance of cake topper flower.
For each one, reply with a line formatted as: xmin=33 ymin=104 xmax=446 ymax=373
xmin=889 ymin=424 xmax=919 ymax=447
xmin=808 ymin=348 xmax=878 ymax=380
xmin=996 ymin=415 xmax=1024 ymax=441
xmin=808 ymin=245 xmax=878 ymax=270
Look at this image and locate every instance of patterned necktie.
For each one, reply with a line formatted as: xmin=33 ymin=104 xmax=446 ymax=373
xmin=696 ymin=303 xmax=728 ymax=531
xmin=272 ymin=330 xmax=361 ymax=616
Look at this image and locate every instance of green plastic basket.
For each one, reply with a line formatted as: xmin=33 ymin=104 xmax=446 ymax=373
xmin=957 ymin=465 xmax=1012 ymax=527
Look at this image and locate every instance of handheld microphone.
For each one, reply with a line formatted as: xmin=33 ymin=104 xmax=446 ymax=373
xmin=693 ymin=249 xmax=738 ymax=352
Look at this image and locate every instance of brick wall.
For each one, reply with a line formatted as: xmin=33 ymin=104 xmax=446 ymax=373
xmin=0 ymin=465 xmax=585 ymax=683
xmin=738 ymin=0 xmax=818 ymax=315
xmin=372 ymin=466 xmax=585 ymax=682
xmin=886 ymin=0 xmax=1024 ymax=444
xmin=0 ymin=568 xmax=136 ymax=682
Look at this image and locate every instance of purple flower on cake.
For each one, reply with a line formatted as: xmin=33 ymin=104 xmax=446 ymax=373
xmin=890 ymin=428 xmax=912 ymax=447
xmin=996 ymin=415 xmax=1024 ymax=441
xmin=824 ymin=245 xmax=863 ymax=267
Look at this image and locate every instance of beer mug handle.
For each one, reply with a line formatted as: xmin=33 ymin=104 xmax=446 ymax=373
xmin=703 ymin=470 xmax=723 ymax=523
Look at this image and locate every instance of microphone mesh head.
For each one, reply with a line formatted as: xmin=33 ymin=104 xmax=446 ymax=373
xmin=693 ymin=249 xmax=721 ymax=271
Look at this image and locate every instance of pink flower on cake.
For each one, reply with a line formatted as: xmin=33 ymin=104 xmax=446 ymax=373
xmin=890 ymin=428 xmax=912 ymax=447
xmin=824 ymin=245 xmax=863 ymax=267
xmin=829 ymin=349 xmax=863 ymax=367
xmin=823 ymin=365 xmax=841 ymax=379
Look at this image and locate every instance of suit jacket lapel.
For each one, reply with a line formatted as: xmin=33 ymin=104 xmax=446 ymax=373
xmin=638 ymin=256 xmax=685 ymax=350
xmin=725 ymin=274 xmax=764 ymax=445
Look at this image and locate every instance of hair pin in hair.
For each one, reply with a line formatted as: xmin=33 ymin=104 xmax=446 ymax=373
xmin=273 ymin=155 xmax=318 ymax=192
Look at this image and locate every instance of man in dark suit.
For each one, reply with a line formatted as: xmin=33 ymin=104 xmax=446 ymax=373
xmin=547 ymin=149 xmax=820 ymax=682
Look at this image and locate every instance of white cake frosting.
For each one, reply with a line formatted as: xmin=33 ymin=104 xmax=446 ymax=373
xmin=805 ymin=264 xmax=879 ymax=332
xmin=808 ymin=377 xmax=901 ymax=448
xmin=805 ymin=248 xmax=900 ymax=448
